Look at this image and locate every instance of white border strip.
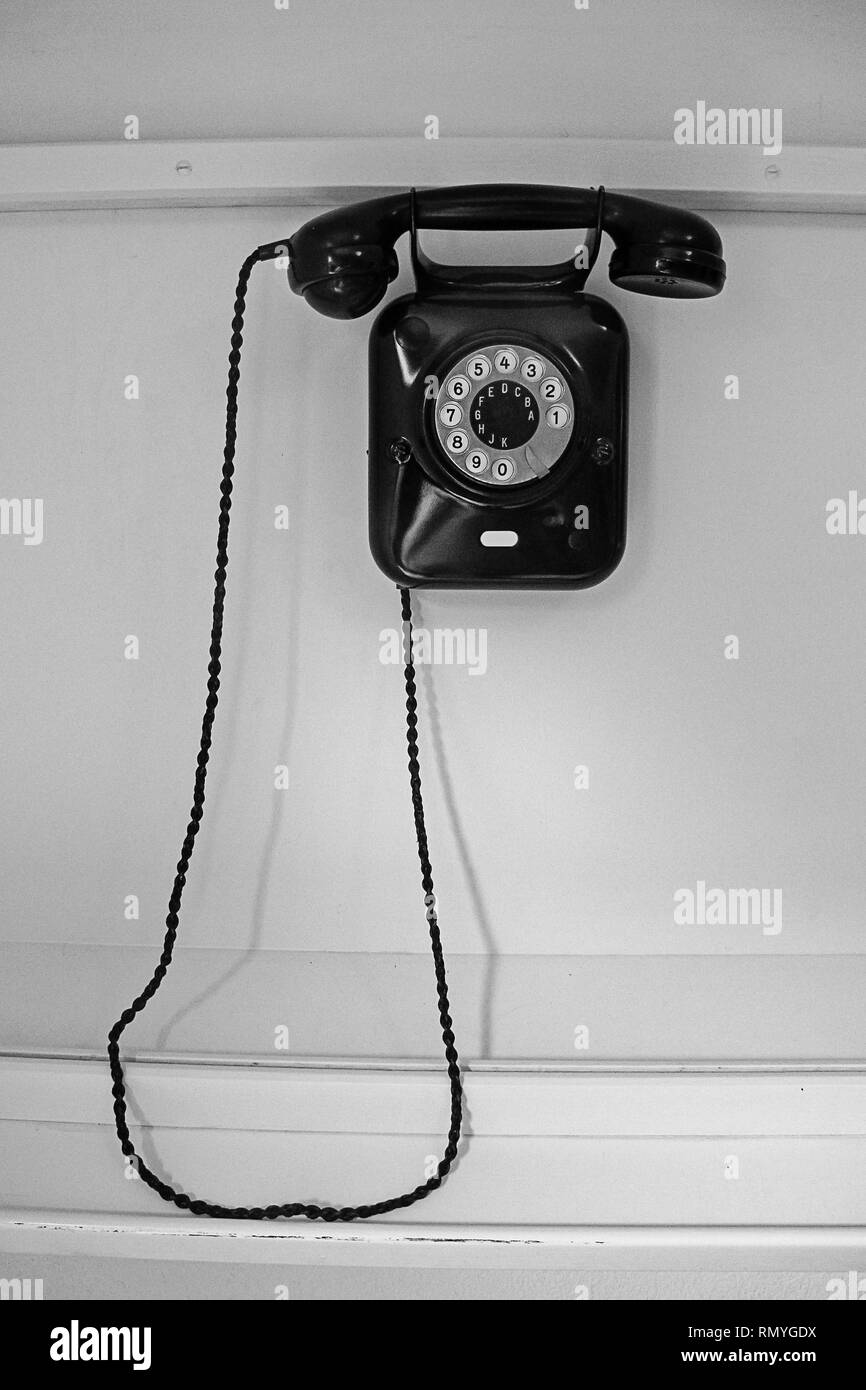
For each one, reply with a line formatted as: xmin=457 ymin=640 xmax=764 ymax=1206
xmin=4 ymin=1056 xmax=866 ymax=1138
xmin=0 ymin=137 xmax=864 ymax=214
xmin=6 ymin=1047 xmax=866 ymax=1074
xmin=2 ymin=1212 xmax=865 ymax=1268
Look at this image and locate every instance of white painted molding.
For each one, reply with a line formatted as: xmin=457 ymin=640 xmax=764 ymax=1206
xmin=8 ymin=1047 xmax=866 ymax=1075
xmin=3 ymin=1211 xmax=866 ymax=1269
xmin=0 ymin=137 xmax=864 ymax=214
xmin=2 ymin=1056 xmax=864 ymax=1229
xmin=4 ymin=1055 xmax=866 ymax=1137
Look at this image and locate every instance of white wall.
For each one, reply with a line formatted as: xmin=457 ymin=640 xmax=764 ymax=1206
xmin=2 ymin=203 xmax=865 ymax=1063
xmin=1 ymin=0 xmax=864 ymax=147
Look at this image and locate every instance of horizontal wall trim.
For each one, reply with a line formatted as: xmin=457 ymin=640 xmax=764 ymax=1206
xmin=4 ymin=1048 xmax=866 ymax=1076
xmin=3 ymin=1212 xmax=866 ymax=1269
xmin=4 ymin=1056 xmax=864 ymax=1226
xmin=4 ymin=1055 xmax=866 ymax=1138
xmin=0 ymin=137 xmax=864 ymax=214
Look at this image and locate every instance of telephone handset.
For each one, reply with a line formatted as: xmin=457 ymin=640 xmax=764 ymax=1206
xmin=288 ymin=183 xmax=725 ymax=317
xmin=288 ymin=184 xmax=725 ymax=588
xmin=108 ymin=185 xmax=725 ymax=1224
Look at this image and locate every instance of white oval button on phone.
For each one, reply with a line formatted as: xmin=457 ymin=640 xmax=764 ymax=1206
xmin=480 ymin=530 xmax=519 ymax=547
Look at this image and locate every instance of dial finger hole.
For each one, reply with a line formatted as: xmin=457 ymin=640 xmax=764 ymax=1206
xmin=540 ymin=377 xmax=563 ymax=401
xmin=466 ymin=355 xmax=492 ymax=381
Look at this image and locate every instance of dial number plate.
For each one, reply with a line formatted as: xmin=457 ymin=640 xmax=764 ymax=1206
xmin=434 ymin=344 xmax=575 ymax=486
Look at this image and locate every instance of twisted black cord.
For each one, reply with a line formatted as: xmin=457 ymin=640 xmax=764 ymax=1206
xmin=107 ymin=250 xmax=463 ymax=1221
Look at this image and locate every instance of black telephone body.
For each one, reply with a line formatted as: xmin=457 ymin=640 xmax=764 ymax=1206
xmin=288 ymin=184 xmax=725 ymax=590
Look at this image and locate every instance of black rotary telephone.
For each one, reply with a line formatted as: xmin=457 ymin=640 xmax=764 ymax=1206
xmin=291 ymin=184 xmax=726 ymax=588
xmin=108 ymin=185 xmax=725 ymax=1222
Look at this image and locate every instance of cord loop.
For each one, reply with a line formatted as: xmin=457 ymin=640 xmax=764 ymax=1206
xmin=107 ymin=250 xmax=463 ymax=1221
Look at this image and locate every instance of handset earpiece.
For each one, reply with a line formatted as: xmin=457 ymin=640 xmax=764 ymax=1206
xmin=286 ymin=195 xmax=409 ymax=319
xmin=290 ymin=242 xmax=399 ymax=319
xmin=608 ymin=241 xmax=725 ymax=298
xmin=604 ymin=193 xmax=726 ymax=298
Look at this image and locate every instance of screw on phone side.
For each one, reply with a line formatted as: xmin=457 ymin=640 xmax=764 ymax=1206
xmin=591 ymin=437 xmax=615 ymax=465
xmin=389 ymin=438 xmax=414 ymax=465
